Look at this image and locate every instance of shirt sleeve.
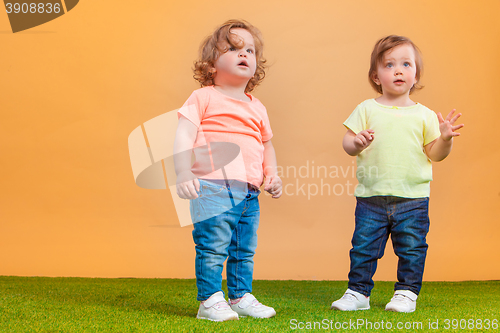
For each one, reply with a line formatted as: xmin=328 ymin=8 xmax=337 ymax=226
xmin=261 ymin=106 xmax=273 ymax=142
xmin=423 ymin=109 xmax=441 ymax=146
xmin=343 ymin=102 xmax=367 ymax=134
xmin=177 ymin=89 xmax=208 ymax=128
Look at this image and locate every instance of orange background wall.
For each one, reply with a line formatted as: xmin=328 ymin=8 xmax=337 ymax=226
xmin=1 ymin=0 xmax=499 ymax=281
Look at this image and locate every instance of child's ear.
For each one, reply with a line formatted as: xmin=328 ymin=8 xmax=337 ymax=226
xmin=371 ymin=73 xmax=380 ymax=85
xmin=209 ymin=67 xmax=216 ymax=77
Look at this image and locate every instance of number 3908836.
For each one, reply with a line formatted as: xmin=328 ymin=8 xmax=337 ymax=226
xmin=5 ymin=3 xmax=61 ymax=14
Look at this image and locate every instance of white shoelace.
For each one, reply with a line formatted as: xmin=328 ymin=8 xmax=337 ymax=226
xmin=213 ymin=301 xmax=231 ymax=310
xmin=341 ymin=293 xmax=358 ymax=302
xmin=251 ymin=298 xmax=263 ymax=307
xmin=231 ymin=294 xmax=263 ymax=308
xmin=391 ymin=294 xmax=412 ymax=303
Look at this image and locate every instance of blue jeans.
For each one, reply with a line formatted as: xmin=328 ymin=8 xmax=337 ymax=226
xmin=191 ymin=179 xmax=260 ymax=301
xmin=348 ymin=196 xmax=430 ymax=297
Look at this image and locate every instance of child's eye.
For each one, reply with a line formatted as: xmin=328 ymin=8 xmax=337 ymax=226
xmin=246 ymin=49 xmax=254 ymax=54
xmin=403 ymin=62 xmax=411 ymax=67
xmin=386 ymin=63 xmax=393 ymax=68
xmin=228 ymin=47 xmax=237 ymax=51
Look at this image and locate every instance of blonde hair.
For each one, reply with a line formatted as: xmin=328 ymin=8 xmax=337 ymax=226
xmin=368 ymin=35 xmax=423 ymax=94
xmin=193 ymin=19 xmax=266 ymax=93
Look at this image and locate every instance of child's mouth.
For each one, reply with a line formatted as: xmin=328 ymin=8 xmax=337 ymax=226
xmin=238 ymin=61 xmax=248 ymax=67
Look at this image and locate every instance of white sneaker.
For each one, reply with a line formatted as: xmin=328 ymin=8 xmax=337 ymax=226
xmin=385 ymin=290 xmax=418 ymax=313
xmin=331 ymin=289 xmax=370 ymax=311
xmin=230 ymin=293 xmax=276 ymax=318
xmin=197 ymin=291 xmax=239 ymax=321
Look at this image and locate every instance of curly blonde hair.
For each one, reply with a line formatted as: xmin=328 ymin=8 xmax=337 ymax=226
xmin=368 ymin=35 xmax=424 ymax=95
xmin=193 ymin=20 xmax=266 ymax=93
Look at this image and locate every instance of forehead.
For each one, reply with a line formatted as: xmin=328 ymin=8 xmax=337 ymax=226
xmin=382 ymin=43 xmax=415 ymax=60
xmin=229 ymin=28 xmax=255 ymax=44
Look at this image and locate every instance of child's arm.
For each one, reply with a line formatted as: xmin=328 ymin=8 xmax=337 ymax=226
xmin=173 ymin=117 xmax=200 ymax=199
xmin=424 ymin=109 xmax=464 ymax=162
xmin=342 ymin=129 xmax=375 ymax=156
xmin=262 ymin=140 xmax=282 ymax=198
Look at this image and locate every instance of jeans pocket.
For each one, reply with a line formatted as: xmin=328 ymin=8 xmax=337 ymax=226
xmin=190 ymin=180 xmax=234 ymax=223
xmin=198 ymin=180 xmax=225 ymax=198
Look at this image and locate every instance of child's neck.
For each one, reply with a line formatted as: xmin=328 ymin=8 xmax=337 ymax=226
xmin=213 ymin=84 xmax=251 ymax=102
xmin=375 ymin=94 xmax=416 ymax=107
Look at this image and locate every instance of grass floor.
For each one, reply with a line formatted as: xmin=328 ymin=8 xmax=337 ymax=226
xmin=0 ymin=277 xmax=498 ymax=332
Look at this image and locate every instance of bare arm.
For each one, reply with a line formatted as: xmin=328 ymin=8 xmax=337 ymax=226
xmin=425 ymin=109 xmax=464 ymax=162
xmin=173 ymin=117 xmax=200 ymax=199
xmin=342 ymin=129 xmax=375 ymax=156
xmin=262 ymin=140 xmax=282 ymax=198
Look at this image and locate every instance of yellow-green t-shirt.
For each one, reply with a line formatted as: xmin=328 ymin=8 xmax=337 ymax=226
xmin=344 ymin=99 xmax=440 ymax=198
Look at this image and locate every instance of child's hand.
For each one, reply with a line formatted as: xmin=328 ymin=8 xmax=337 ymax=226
xmin=176 ymin=171 xmax=200 ymax=199
xmin=354 ymin=129 xmax=375 ymax=151
xmin=264 ymin=174 xmax=282 ymax=199
xmin=438 ymin=109 xmax=464 ymax=141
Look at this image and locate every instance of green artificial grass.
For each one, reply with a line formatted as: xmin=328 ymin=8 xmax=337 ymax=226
xmin=0 ymin=277 xmax=498 ymax=332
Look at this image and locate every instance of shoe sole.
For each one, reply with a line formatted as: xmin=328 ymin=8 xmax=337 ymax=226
xmin=196 ymin=315 xmax=239 ymax=322
xmin=232 ymin=309 xmax=277 ymax=318
xmin=331 ymin=305 xmax=370 ymax=311
xmin=230 ymin=307 xmax=276 ymax=318
xmin=385 ymin=307 xmax=415 ymax=313
xmin=237 ymin=312 xmax=276 ymax=318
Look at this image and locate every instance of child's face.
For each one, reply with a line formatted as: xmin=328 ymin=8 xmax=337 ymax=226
xmin=372 ymin=44 xmax=417 ymax=98
xmin=213 ymin=28 xmax=257 ymax=87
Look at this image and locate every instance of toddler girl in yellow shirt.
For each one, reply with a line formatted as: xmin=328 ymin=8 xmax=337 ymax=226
xmin=331 ymin=35 xmax=464 ymax=313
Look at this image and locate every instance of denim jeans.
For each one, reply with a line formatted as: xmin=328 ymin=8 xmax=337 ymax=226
xmin=191 ymin=179 xmax=260 ymax=301
xmin=348 ymin=196 xmax=430 ymax=297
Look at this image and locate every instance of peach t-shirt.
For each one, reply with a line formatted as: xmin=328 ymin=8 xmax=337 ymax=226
xmin=177 ymin=86 xmax=273 ymax=187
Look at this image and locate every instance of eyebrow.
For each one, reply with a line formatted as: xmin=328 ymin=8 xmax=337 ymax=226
xmin=384 ymin=56 xmax=413 ymax=61
xmin=232 ymin=43 xmax=254 ymax=49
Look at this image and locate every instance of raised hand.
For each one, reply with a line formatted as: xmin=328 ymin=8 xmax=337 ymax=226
xmin=354 ymin=129 xmax=375 ymax=151
xmin=437 ymin=109 xmax=464 ymax=141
